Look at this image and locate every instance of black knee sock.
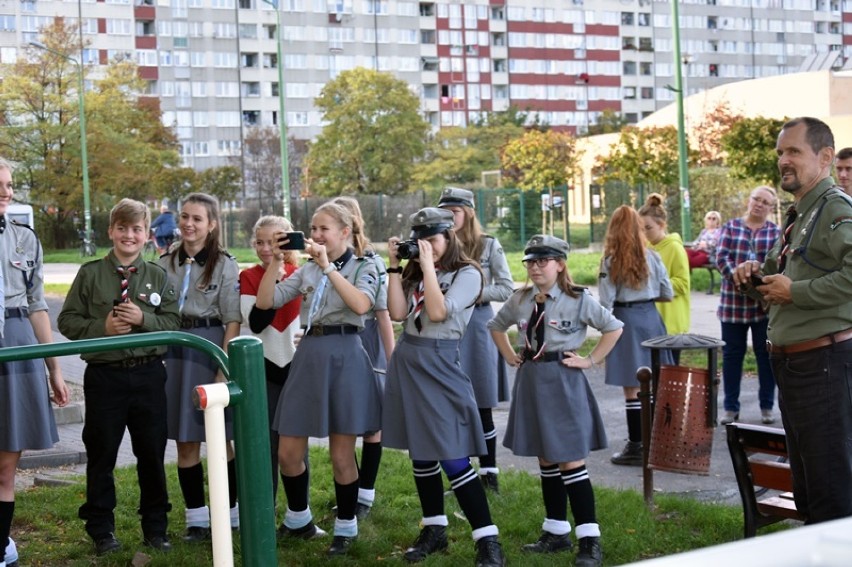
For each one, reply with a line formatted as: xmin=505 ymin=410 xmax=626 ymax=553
xmin=626 ymin=398 xmax=642 ymax=443
xmin=412 ymin=461 xmax=444 ymax=518
xmin=227 ymin=459 xmax=238 ymax=508
xmin=334 ymin=479 xmax=359 ymax=520
xmin=178 ymin=462 xmax=206 ymax=509
xmin=539 ymin=464 xmax=567 ymax=521
xmin=281 ymin=467 xmax=310 ymax=513
xmin=478 ymin=408 xmax=497 ymax=469
xmin=448 ymin=464 xmax=493 ymax=530
xmin=563 ymin=465 xmax=596 ymax=526
xmin=0 ymin=500 xmax=14 ymax=562
xmin=359 ymin=442 xmax=382 ymax=491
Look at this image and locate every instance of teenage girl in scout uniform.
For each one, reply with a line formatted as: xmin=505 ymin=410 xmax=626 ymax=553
xmin=239 ymin=215 xmax=302 ymax=506
xmin=158 ymin=193 xmax=242 ymax=541
xmin=489 ymin=235 xmax=623 ymax=567
xmin=598 ymin=206 xmax=673 ymax=467
xmin=383 ymin=207 xmax=506 ymax=567
xmin=437 ymin=188 xmax=513 ymax=493
xmin=255 ymin=201 xmax=381 ymax=557
xmin=0 ymin=159 xmax=69 ymax=567
xmin=331 ymin=196 xmax=394 ymax=519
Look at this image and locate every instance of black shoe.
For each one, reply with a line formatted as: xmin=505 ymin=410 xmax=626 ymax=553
xmin=183 ymin=526 xmax=211 ymax=542
xmin=6 ymin=561 xmax=18 ymax=567
xmin=480 ymin=472 xmax=500 ymax=493
xmin=143 ymin=535 xmax=173 ymax=552
xmin=521 ymin=531 xmax=573 ymax=553
xmin=403 ymin=525 xmax=448 ymax=563
xmin=278 ymin=521 xmax=327 ymax=540
xmin=327 ymin=535 xmax=355 ymax=556
xmin=474 ymin=536 xmax=506 ymax=567
xmin=355 ymin=502 xmax=372 ymax=521
xmin=576 ymin=536 xmax=603 ymax=567
xmin=610 ymin=441 xmax=643 ymax=466
xmin=93 ymin=533 xmax=121 ymax=556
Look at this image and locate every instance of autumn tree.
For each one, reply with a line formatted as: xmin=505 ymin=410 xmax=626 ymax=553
xmin=691 ymin=99 xmax=744 ymax=167
xmin=151 ymin=167 xmax=199 ymax=208
xmin=200 ymin=166 xmax=241 ymax=205
xmin=501 ymin=129 xmax=580 ymax=191
xmin=585 ymin=108 xmax=628 ymax=136
xmin=721 ymin=116 xmax=786 ymax=186
xmin=595 ymin=126 xmax=688 ymax=193
xmin=0 ymin=20 xmax=180 ymax=247
xmin=304 ymin=67 xmax=429 ymax=196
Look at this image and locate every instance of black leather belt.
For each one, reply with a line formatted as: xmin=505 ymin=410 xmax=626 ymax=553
xmin=613 ymin=300 xmax=654 ymax=308
xmin=304 ymin=324 xmax=360 ymax=337
xmin=91 ymin=355 xmax=162 ymax=369
xmin=5 ymin=307 xmax=29 ymax=318
xmin=181 ymin=317 xmax=223 ymax=329
xmin=522 ymin=350 xmax=565 ymax=363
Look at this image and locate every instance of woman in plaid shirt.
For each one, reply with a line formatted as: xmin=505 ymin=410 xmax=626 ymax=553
xmin=715 ymin=186 xmax=781 ymax=425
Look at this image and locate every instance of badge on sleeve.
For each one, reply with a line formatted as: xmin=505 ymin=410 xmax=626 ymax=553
xmin=149 ymin=293 xmax=162 ymax=307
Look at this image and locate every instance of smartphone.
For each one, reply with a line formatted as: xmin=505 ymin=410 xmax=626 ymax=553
xmin=277 ymin=231 xmax=306 ymax=250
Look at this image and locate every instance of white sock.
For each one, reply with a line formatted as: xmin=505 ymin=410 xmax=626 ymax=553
xmin=185 ymin=505 xmax=211 ymax=528
xmin=230 ymin=504 xmax=240 ymax=529
xmin=357 ymin=488 xmax=375 ymax=507
xmin=4 ymin=537 xmax=17 ymax=563
xmin=575 ymin=522 xmax=601 ymax=539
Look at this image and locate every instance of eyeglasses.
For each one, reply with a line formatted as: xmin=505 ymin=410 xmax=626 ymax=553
xmin=523 ymin=258 xmax=556 ymax=268
xmin=750 ymin=196 xmax=775 ymax=207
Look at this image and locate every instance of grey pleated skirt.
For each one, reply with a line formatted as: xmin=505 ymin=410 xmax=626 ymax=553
xmin=0 ymin=316 xmax=59 ymax=452
xmin=605 ymin=302 xmax=672 ymax=387
xmin=503 ymin=359 xmax=607 ymax=463
xmin=458 ymin=304 xmax=506 ymax=407
xmin=165 ymin=326 xmax=232 ymax=442
xmin=382 ymin=333 xmax=486 ymax=461
xmin=273 ymin=333 xmax=381 ymax=437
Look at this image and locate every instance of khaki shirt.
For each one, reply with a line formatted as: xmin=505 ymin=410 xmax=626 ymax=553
xmin=764 ymin=177 xmax=852 ymax=345
xmin=479 ymin=236 xmax=514 ymax=304
xmin=158 ymin=250 xmax=241 ymax=323
xmin=0 ymin=218 xmax=47 ymax=312
xmin=402 ymin=265 xmax=481 ymax=339
xmin=58 ymin=251 xmax=180 ymax=363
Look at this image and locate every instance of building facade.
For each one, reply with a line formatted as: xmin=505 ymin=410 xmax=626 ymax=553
xmin=1 ymin=0 xmax=849 ymax=174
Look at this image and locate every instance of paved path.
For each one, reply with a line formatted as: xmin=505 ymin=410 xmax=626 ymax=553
xmin=21 ymin=264 xmax=765 ymax=508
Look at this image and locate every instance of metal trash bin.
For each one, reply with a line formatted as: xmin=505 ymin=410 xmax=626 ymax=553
xmin=648 ymin=365 xmax=714 ymax=475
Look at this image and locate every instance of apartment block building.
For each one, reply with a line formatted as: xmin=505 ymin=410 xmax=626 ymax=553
xmin=1 ymin=0 xmax=850 ymax=175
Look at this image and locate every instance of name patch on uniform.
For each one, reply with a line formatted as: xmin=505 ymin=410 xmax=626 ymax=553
xmin=830 ymin=216 xmax=852 ymax=230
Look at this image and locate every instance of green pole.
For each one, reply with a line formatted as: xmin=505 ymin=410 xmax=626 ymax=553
xmin=518 ymin=188 xmax=526 ymax=246
xmin=262 ymin=0 xmax=291 ymax=220
xmin=229 ymin=337 xmax=277 ymax=567
xmin=671 ymin=0 xmax=692 ymax=240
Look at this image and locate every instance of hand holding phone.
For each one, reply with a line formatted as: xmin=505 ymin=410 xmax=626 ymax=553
xmin=277 ymin=231 xmax=306 ymax=250
xmin=739 ymin=272 xmax=766 ymax=303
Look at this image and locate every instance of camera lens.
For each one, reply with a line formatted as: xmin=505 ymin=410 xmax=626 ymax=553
xmin=397 ymin=240 xmax=419 ymax=260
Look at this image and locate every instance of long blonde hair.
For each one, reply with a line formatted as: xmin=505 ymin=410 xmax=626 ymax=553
xmin=331 ymin=196 xmax=372 ymax=256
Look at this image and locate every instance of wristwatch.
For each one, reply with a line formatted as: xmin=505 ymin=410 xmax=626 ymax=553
xmin=386 ymin=266 xmax=403 ymax=274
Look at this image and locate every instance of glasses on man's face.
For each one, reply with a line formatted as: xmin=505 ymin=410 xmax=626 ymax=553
xmin=750 ymin=196 xmax=774 ymax=207
xmin=523 ymin=258 xmax=555 ymax=269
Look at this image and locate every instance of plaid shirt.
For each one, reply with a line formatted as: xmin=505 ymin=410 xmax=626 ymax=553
xmin=715 ymin=218 xmax=781 ymax=323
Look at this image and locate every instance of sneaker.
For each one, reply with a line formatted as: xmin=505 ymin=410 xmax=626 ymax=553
xmin=355 ymin=502 xmax=372 ymax=521
xmin=720 ymin=411 xmax=739 ymax=425
xmin=761 ymin=410 xmax=775 ymax=424
xmin=610 ymin=441 xmax=643 ymax=466
xmin=403 ymin=525 xmax=448 ymax=563
xmin=521 ymin=531 xmax=573 ymax=554
xmin=277 ymin=521 xmax=327 ymax=540
xmin=480 ymin=472 xmax=499 ymax=493
xmin=576 ymin=536 xmax=603 ymax=567
xmin=183 ymin=526 xmax=211 ymax=542
xmin=142 ymin=535 xmax=173 ymax=552
xmin=474 ymin=536 xmax=506 ymax=567
xmin=93 ymin=533 xmax=121 ymax=556
xmin=327 ymin=535 xmax=355 ymax=557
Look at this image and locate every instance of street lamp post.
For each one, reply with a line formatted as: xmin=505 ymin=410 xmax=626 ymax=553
xmin=30 ymin=41 xmax=92 ymax=244
xmin=670 ymin=0 xmax=692 ymax=241
xmin=261 ymin=0 xmax=291 ymax=220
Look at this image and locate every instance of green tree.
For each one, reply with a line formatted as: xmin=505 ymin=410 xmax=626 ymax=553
xmin=501 ymin=130 xmax=580 ymax=191
xmin=585 ymin=108 xmax=628 ymax=136
xmin=152 ymin=167 xmax=199 ymax=208
xmin=721 ymin=116 xmax=786 ymax=186
xmin=304 ymin=67 xmax=429 ymax=196
xmin=200 ymin=166 xmax=241 ymax=205
xmin=0 ymin=20 xmax=180 ymax=247
xmin=691 ymin=100 xmax=743 ymax=167
xmin=596 ymin=126 xmax=685 ymax=191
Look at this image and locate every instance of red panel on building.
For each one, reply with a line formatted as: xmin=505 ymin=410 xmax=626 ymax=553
xmin=587 ymin=50 xmax=619 ymax=62
xmin=134 ymin=6 xmax=155 ymax=19
xmin=98 ymin=19 xmax=106 ymax=34
xmin=136 ymin=36 xmax=156 ymax=49
xmin=586 ymin=24 xmax=618 ymax=36
xmin=138 ymin=66 xmax=158 ymax=80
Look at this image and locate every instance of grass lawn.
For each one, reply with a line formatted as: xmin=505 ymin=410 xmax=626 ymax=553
xmin=11 ymin=447 xmax=781 ymax=566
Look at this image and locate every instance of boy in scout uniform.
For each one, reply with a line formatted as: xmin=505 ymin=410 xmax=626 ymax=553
xmin=58 ymin=199 xmax=180 ymax=556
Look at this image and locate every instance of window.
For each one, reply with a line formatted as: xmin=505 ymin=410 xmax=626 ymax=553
xmin=640 ymin=61 xmax=652 ymax=75
xmin=622 ymin=36 xmax=636 ymax=50
xmin=641 ymin=87 xmax=654 ymax=99
xmin=709 ymin=63 xmax=719 ymax=77
xmin=639 ymin=37 xmax=653 ymax=51
xmin=638 ymin=13 xmax=650 ymax=26
xmin=624 ymin=86 xmax=636 ymax=99
xmin=708 ymin=16 xmax=717 ymax=29
xmin=621 ymin=12 xmax=634 ymax=25
xmin=623 ymin=61 xmax=637 ymax=75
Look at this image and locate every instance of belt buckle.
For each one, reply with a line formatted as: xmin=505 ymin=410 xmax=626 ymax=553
xmin=766 ymin=339 xmax=775 ymax=353
xmin=313 ymin=326 xmax=324 ymax=336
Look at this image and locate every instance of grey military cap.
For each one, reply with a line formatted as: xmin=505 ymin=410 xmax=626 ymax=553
xmin=409 ymin=207 xmax=455 ymax=239
xmin=437 ymin=187 xmax=475 ymax=209
xmin=523 ymin=234 xmax=570 ymax=261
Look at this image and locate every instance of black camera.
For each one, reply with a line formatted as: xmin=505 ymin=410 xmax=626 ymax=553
xmin=396 ymin=240 xmax=420 ymax=260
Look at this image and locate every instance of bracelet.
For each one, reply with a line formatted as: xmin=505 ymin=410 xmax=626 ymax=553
xmin=386 ymin=266 xmax=403 ymax=274
xmin=588 ymin=355 xmax=599 ymax=368
xmin=322 ymin=264 xmax=337 ymax=275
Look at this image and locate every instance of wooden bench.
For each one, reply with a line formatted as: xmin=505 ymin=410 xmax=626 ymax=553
xmin=725 ymin=422 xmax=805 ymax=538
xmin=701 ymin=263 xmax=719 ymax=295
